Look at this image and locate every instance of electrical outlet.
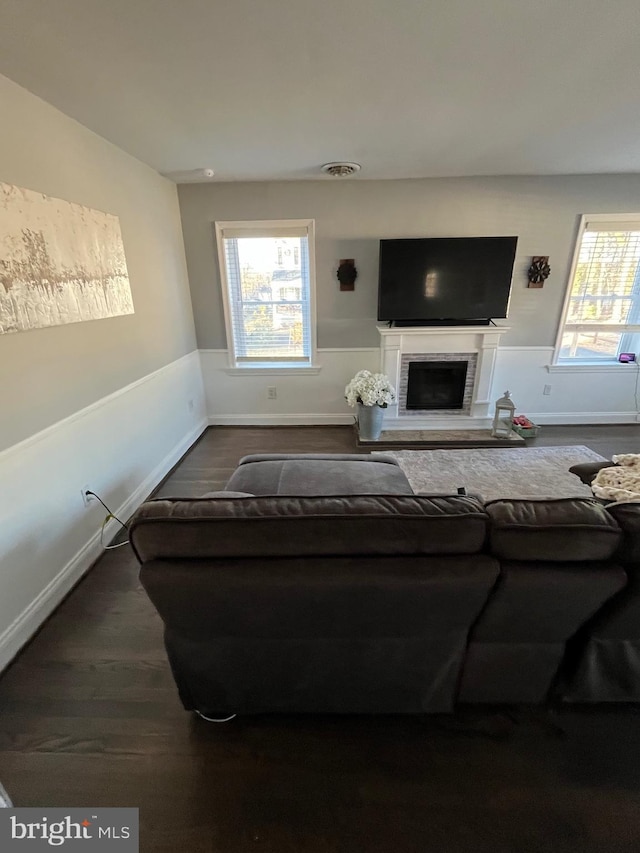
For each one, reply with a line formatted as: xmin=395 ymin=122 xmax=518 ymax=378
xmin=267 ymin=386 xmax=277 ymax=399
xmin=543 ymin=384 xmax=552 ymax=396
xmin=81 ymin=485 xmax=96 ymax=507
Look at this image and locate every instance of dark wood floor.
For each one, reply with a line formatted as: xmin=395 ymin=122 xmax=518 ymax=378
xmin=2 ymin=425 xmax=640 ymax=853
xmin=154 ymin=422 xmax=640 ymax=499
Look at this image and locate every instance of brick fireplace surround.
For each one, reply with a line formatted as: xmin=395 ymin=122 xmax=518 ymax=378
xmin=378 ymin=324 xmax=510 ymax=430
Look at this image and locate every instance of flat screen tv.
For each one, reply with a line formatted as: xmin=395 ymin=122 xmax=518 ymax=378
xmin=377 ymin=236 xmax=518 ymax=325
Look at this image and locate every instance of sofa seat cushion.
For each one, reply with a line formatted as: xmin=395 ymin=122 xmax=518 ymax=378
xmin=129 ymin=494 xmax=489 ymax=561
xmin=225 ymin=453 xmax=413 ymax=496
xmin=486 ymin=498 xmax=621 ymax=562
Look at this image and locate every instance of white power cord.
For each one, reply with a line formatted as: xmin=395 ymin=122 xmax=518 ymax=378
xmin=194 ymin=710 xmax=237 ymax=723
xmin=88 ymin=490 xmax=130 ymax=550
xmin=100 ymin=516 xmax=130 ymax=550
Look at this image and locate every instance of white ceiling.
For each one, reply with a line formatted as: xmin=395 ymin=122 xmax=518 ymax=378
xmin=1 ymin=0 xmax=639 ymax=182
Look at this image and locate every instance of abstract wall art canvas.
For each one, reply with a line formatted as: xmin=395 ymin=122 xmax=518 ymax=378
xmin=0 ymin=182 xmax=134 ymax=335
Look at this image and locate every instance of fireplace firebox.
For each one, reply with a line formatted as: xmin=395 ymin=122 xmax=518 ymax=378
xmin=406 ymin=360 xmax=468 ymax=410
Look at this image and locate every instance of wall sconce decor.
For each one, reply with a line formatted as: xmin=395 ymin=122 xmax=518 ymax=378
xmin=527 ymin=256 xmax=551 ymax=288
xmin=337 ymin=259 xmax=358 ymax=291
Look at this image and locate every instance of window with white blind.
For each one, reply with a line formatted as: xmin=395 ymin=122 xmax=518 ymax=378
xmin=555 ymin=214 xmax=640 ymax=364
xmin=215 ymin=220 xmax=317 ymax=369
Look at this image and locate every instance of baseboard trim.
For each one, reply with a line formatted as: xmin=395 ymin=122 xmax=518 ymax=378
xmin=208 ymin=414 xmax=356 ymax=426
xmin=0 ymin=418 xmax=207 ymax=672
xmin=206 ymin=412 xmax=640 ymax=427
xmin=530 ymin=412 xmax=640 ymax=425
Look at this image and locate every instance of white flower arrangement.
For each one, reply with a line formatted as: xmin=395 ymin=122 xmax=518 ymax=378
xmin=345 ymin=370 xmax=396 ymax=408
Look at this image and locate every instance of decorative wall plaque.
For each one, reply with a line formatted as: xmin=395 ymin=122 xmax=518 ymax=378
xmin=337 ymin=258 xmax=357 ymax=291
xmin=527 ymin=255 xmax=551 ymax=288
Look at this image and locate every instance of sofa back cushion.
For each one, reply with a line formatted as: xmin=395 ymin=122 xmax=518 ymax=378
xmin=486 ymin=498 xmax=621 ymax=562
xmin=129 ymin=494 xmax=489 ymax=561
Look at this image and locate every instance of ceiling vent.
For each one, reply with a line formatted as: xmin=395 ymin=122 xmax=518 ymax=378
xmin=321 ymin=162 xmax=361 ymax=177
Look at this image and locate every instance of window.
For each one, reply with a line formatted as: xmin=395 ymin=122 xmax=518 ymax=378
xmin=215 ymin=220 xmax=316 ymax=369
xmin=555 ymin=214 xmax=640 ymax=364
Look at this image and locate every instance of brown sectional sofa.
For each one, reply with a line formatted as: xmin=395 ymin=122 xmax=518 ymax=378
xmin=130 ymin=453 xmax=635 ymax=716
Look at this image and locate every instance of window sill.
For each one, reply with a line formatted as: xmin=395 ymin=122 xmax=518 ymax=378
xmin=546 ymin=362 xmax=640 ymax=373
xmin=224 ymin=364 xmax=322 ymax=375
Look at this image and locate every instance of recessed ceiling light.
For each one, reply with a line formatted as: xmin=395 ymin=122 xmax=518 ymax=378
xmin=321 ymin=162 xmax=361 ymax=177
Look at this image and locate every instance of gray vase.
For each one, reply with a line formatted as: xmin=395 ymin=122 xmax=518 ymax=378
xmin=357 ymin=403 xmax=385 ymax=440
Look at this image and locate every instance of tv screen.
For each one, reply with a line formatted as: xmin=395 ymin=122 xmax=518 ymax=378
xmin=377 ymin=236 xmax=518 ymax=324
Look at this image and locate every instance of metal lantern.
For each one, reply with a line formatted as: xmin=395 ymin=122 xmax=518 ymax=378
xmin=492 ymin=390 xmax=516 ymax=438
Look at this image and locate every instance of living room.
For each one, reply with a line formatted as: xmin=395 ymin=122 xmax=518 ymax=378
xmin=2 ymin=1 xmax=640 ymax=850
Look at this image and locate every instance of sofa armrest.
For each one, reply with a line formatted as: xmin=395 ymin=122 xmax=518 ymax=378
xmin=569 ymin=460 xmax=616 ymax=486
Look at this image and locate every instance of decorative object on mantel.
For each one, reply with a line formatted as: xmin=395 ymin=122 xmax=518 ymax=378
xmin=337 ymin=259 xmax=357 ymax=291
xmin=345 ymin=369 xmax=396 ymax=441
xmin=491 ymin=390 xmax=516 ymax=438
xmin=527 ymin=256 xmax=551 ymax=288
xmin=0 ymin=181 xmax=133 ymax=335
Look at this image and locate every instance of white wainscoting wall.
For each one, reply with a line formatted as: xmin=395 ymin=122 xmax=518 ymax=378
xmin=0 ymin=350 xmax=207 ymax=671
xmin=201 ymin=345 xmax=640 ymax=426
xmin=493 ymin=347 xmax=640 ymax=424
xmin=200 ymin=348 xmax=380 ymax=425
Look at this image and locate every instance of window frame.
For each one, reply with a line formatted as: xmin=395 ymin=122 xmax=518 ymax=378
xmin=552 ymin=212 xmax=640 ymax=367
xmin=214 ymin=219 xmax=318 ymax=371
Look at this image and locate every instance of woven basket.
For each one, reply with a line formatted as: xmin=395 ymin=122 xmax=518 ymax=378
xmin=512 ymin=423 xmax=540 ymax=438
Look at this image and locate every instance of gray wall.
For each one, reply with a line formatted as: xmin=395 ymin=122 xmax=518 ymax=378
xmin=0 ymin=74 xmax=197 ymax=451
xmin=178 ymin=174 xmax=640 ymax=350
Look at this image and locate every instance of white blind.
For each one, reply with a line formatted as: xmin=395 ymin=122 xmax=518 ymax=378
xmin=220 ymin=225 xmax=309 ymax=240
xmin=584 ymin=219 xmax=640 ymax=233
xmin=221 ymin=232 xmax=312 ymax=364
xmin=566 ymin=225 xmax=640 ymax=326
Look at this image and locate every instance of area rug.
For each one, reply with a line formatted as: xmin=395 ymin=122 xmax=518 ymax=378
xmin=372 ymin=446 xmax=607 ymax=501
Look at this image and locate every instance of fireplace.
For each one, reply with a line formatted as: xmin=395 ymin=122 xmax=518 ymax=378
xmin=379 ymin=325 xmax=510 ymax=428
xmin=406 ymin=361 xmax=468 ymax=410
xmin=397 ymin=352 xmax=477 ymax=417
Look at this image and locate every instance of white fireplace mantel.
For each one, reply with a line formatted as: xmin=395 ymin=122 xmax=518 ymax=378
xmin=378 ymin=324 xmax=510 ymax=429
